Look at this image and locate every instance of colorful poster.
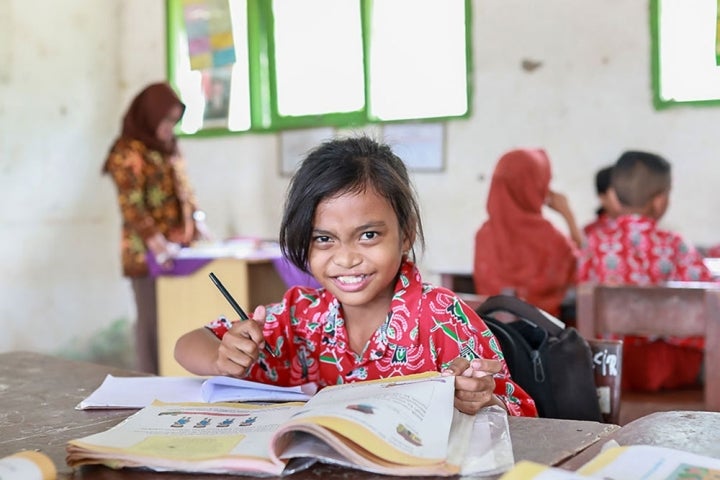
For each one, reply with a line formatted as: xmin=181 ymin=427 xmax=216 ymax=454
xmin=182 ymin=0 xmax=236 ymax=70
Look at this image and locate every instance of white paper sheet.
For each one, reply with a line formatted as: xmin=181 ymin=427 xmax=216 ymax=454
xmin=76 ymin=374 xmax=318 ymax=410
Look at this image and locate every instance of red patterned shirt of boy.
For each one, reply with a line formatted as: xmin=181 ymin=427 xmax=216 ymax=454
xmin=578 ymin=214 xmax=713 ymax=286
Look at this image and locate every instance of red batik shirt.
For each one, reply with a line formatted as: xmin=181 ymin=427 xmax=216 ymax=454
xmin=582 ymin=212 xmax=616 ymax=239
xmin=205 ymin=260 xmax=537 ymax=417
xmin=578 ymin=213 xmax=714 ymax=349
xmin=578 ymin=214 xmax=712 ymax=286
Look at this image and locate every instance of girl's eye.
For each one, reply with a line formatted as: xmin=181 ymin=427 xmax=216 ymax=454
xmin=313 ymin=235 xmax=331 ymax=244
xmin=361 ymin=231 xmax=378 ymax=241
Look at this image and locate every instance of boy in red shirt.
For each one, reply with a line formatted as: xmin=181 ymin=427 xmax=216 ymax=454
xmin=578 ymin=150 xmax=714 ymax=391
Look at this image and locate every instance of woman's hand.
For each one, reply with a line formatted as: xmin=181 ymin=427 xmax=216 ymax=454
xmin=146 ymin=232 xmax=179 ymax=270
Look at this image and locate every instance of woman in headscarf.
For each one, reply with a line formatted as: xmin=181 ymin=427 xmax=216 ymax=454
xmin=473 ymin=149 xmax=580 ymax=317
xmin=103 ymin=82 xmax=210 ymax=373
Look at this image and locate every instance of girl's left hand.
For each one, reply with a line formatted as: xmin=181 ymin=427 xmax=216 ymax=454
xmin=441 ymin=357 xmax=505 ymax=415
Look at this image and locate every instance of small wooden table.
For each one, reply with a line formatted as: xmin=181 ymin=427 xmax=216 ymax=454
xmin=156 ymin=256 xmax=288 ymax=376
xmin=0 ymin=351 xmax=618 ymax=479
xmin=561 ymin=410 xmax=720 ymax=470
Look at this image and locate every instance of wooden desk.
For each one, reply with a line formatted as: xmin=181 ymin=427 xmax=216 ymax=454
xmin=0 ymin=351 xmax=618 ymax=479
xmin=576 ymin=283 xmax=720 ymax=411
xmin=561 ymin=410 xmax=720 ymax=470
xmin=157 ymin=257 xmax=287 ymax=376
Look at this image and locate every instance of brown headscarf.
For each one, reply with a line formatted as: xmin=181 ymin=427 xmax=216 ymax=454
xmin=106 ymin=82 xmax=185 ymax=166
xmin=473 ymin=149 xmax=577 ymax=316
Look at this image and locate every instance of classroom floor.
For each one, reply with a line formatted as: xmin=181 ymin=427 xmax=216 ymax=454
xmin=618 ymin=387 xmax=705 ymax=425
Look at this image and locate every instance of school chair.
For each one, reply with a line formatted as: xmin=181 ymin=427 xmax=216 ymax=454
xmin=576 ymin=283 xmax=720 ymax=413
xmin=438 ymin=271 xmax=486 ymax=310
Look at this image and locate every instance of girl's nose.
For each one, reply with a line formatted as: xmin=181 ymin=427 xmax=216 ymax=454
xmin=333 ymin=246 xmax=362 ymax=268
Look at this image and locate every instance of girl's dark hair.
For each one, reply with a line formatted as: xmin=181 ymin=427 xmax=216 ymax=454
xmin=279 ymin=135 xmax=425 ymax=272
xmin=594 ymin=165 xmax=613 ymax=216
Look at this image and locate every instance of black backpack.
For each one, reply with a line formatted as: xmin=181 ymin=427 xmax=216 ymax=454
xmin=477 ymin=295 xmax=602 ymax=422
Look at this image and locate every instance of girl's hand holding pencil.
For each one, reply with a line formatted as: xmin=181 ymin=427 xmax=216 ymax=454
xmin=214 ymin=306 xmax=271 ymax=377
xmin=208 ymin=272 xmax=276 ymax=377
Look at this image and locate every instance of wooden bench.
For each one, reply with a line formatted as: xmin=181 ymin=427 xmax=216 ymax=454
xmin=576 ymin=283 xmax=720 ymax=412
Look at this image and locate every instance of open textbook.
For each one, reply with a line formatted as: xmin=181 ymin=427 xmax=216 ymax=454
xmin=499 ymin=443 xmax=720 ymax=480
xmin=67 ymin=372 xmax=512 ymax=477
xmin=75 ymin=374 xmax=318 ymax=409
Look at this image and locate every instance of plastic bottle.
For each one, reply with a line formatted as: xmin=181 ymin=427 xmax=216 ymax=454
xmin=0 ymin=451 xmax=56 ymax=480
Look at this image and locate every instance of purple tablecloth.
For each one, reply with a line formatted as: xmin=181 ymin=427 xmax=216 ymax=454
xmin=271 ymin=256 xmax=320 ymax=289
xmin=147 ymin=245 xmax=320 ymax=289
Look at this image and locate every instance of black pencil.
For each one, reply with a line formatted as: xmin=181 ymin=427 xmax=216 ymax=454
xmin=208 ymin=272 xmax=276 ymax=357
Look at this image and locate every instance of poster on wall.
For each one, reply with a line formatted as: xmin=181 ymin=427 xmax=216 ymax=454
xmin=279 ymin=128 xmax=336 ymax=176
xmin=382 ymin=123 xmax=445 ymax=172
xmin=182 ymin=0 xmax=236 ymax=70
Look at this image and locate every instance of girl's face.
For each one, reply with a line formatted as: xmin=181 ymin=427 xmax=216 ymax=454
xmin=308 ymin=188 xmax=411 ymax=321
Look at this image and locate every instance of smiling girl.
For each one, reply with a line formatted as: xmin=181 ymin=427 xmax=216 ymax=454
xmin=174 ymin=136 xmax=536 ymax=416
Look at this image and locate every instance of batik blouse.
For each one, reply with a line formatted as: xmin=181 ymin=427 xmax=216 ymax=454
xmin=104 ymin=138 xmax=198 ymax=278
xmin=205 ymin=260 xmax=538 ymax=417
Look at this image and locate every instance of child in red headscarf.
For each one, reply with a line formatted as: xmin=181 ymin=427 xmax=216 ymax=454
xmin=473 ymin=149 xmax=581 ymax=317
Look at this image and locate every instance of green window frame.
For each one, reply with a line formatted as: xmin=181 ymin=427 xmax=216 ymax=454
xmin=651 ymin=0 xmax=720 ymax=109
xmin=166 ymin=0 xmax=473 ymax=136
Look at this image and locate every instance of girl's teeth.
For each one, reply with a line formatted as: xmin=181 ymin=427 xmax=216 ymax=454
xmin=338 ymin=275 xmax=363 ymax=284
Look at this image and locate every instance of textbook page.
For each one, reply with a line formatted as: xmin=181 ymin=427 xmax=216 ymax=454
xmin=498 ymin=460 xmax=586 ymax=479
xmin=499 ymin=444 xmax=720 ymax=480
xmin=578 ymin=444 xmax=720 ymax=479
xmin=67 ymin=400 xmax=303 ymax=475
xmin=270 ymin=372 xmax=467 ymax=476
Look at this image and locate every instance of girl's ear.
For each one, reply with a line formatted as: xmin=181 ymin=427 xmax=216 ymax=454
xmin=401 ymin=230 xmax=415 ymax=255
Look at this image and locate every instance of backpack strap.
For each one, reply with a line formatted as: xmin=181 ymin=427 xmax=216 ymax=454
xmin=476 ymin=295 xmax=566 ymax=337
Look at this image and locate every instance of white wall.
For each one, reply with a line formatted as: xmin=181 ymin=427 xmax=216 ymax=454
xmin=2 ymin=0 xmax=719 ymax=357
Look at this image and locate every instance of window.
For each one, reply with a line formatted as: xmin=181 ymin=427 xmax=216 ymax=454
xmin=651 ymin=0 xmax=720 ymax=109
xmin=166 ymin=0 xmax=472 ymax=135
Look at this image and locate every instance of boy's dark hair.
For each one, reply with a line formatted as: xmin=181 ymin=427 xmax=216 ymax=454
xmin=611 ymin=150 xmax=671 ymax=208
xmin=279 ymin=135 xmax=425 ymax=272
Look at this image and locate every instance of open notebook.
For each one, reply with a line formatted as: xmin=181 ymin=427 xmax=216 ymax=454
xmin=76 ymin=374 xmax=318 ymax=410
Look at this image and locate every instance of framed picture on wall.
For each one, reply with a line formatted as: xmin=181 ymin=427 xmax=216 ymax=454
xmin=382 ymin=123 xmax=445 ymax=172
xmin=278 ymin=127 xmax=336 ymax=176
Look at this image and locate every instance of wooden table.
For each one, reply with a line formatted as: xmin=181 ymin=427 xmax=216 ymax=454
xmin=0 ymin=351 xmax=618 ymax=479
xmin=561 ymin=410 xmax=720 ymax=470
xmin=156 ymin=256 xmax=288 ymax=376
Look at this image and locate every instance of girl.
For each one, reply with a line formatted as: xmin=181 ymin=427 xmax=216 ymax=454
xmin=473 ymin=149 xmax=580 ymax=318
xmin=174 ymin=136 xmax=536 ymax=416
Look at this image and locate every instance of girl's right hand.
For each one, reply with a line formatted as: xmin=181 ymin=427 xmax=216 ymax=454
xmin=215 ymin=307 xmax=268 ymax=377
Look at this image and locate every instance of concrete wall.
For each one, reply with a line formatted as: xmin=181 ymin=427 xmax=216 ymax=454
xmin=2 ymin=0 xmax=719 ymax=361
